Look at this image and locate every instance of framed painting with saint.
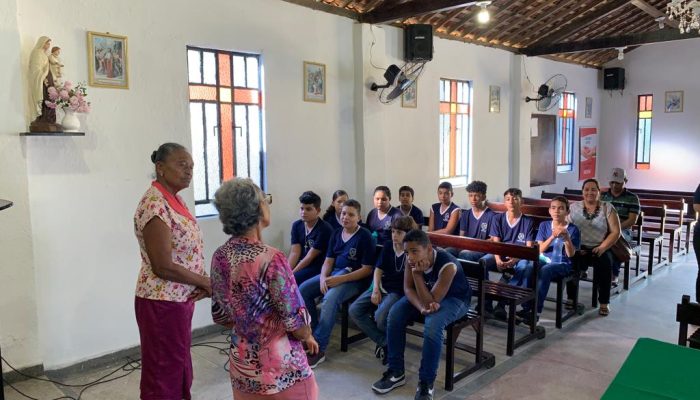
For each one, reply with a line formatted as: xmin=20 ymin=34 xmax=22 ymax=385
xmin=303 ymin=61 xmax=325 ymax=103
xmin=87 ymin=31 xmax=128 ymax=89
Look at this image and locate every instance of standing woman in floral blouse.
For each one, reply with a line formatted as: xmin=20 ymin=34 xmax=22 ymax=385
xmin=211 ymin=178 xmax=319 ymax=400
xmin=133 ymin=143 xmax=211 ymax=400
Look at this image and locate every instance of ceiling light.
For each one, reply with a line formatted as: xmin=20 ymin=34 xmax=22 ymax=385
xmin=667 ymin=0 xmax=700 ymax=34
xmin=655 ymin=16 xmax=666 ymax=29
xmin=476 ymin=1 xmax=492 ymax=24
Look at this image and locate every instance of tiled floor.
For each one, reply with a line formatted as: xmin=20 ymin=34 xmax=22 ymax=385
xmin=3 ymin=251 xmax=697 ymax=399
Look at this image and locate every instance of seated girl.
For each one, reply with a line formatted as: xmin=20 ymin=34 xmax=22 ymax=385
xmin=366 ymin=186 xmax=402 ymax=243
xmin=349 ymin=216 xmax=417 ymax=364
xmin=322 ymin=189 xmax=348 ymax=232
xmin=299 ymin=199 xmax=376 ymax=368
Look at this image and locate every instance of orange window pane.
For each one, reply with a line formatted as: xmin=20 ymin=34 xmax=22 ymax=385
xmin=639 ymin=96 xmax=645 ymax=111
xmin=189 ymin=85 xmax=217 ymax=101
xmin=636 ymin=163 xmax=650 ymax=170
xmin=234 ymin=88 xmax=260 ymax=104
xmin=646 ymin=95 xmax=652 ymax=111
xmin=218 ymin=53 xmax=231 ymax=87
xmin=220 ymin=104 xmax=234 ymax=180
xmin=450 ymin=81 xmax=457 ymax=103
xmin=440 ymin=103 xmax=450 ymax=113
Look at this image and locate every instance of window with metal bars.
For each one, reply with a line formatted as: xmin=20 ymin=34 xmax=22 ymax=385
xmin=186 ymin=46 xmax=265 ymax=216
xmin=635 ymin=94 xmax=653 ymax=170
xmin=556 ymin=92 xmax=576 ymax=173
xmin=438 ymin=78 xmax=472 ymax=186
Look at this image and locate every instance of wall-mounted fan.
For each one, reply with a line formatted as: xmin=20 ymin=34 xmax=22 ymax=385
xmin=370 ymin=61 xmax=426 ymax=104
xmin=525 ymin=74 xmax=567 ymax=111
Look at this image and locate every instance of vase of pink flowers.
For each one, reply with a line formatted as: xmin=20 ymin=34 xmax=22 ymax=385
xmin=45 ymin=81 xmax=91 ymax=132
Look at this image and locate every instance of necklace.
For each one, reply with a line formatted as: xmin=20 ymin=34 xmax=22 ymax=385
xmin=582 ymin=203 xmax=601 ymax=221
xmin=395 ymin=252 xmax=405 ymax=273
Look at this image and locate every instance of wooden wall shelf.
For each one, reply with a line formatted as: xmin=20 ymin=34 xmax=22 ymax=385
xmin=20 ymin=132 xmax=85 ymax=136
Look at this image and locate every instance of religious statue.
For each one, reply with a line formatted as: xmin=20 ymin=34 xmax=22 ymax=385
xmin=49 ymin=46 xmax=63 ymax=84
xmin=28 ymin=36 xmax=62 ymax=132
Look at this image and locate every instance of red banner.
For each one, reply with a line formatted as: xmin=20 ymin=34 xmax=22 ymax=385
xmin=579 ymin=127 xmax=597 ymax=180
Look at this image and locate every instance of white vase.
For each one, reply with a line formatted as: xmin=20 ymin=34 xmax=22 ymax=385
xmin=61 ymin=108 xmax=81 ymax=132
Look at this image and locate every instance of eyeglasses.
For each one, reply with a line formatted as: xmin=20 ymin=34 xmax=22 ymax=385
xmin=264 ymin=193 xmax=272 ymax=205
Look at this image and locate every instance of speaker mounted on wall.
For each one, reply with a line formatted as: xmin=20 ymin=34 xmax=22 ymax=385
xmin=404 ymin=24 xmax=433 ymax=62
xmin=603 ymin=67 xmax=625 ymax=90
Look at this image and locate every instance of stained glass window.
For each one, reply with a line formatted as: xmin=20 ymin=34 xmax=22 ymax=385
xmin=556 ymin=92 xmax=576 ymax=173
xmin=635 ymin=94 xmax=653 ymax=170
xmin=439 ymin=79 xmax=471 ymax=186
xmin=186 ymin=47 xmax=265 ymax=216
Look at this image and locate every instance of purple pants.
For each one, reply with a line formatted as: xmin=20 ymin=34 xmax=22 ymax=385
xmin=135 ymin=296 xmax=195 ymax=400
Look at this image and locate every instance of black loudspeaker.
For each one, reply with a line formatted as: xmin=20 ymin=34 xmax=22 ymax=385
xmin=603 ymin=67 xmax=625 ymax=90
xmin=404 ymin=24 xmax=433 ymax=61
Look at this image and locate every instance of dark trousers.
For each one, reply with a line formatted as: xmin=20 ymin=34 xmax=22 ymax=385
xmin=694 ymin=231 xmax=700 ymax=303
xmin=568 ymin=247 xmax=615 ymax=305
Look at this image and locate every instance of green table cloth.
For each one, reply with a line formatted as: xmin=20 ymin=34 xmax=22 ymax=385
xmin=602 ymin=338 xmax=700 ymax=400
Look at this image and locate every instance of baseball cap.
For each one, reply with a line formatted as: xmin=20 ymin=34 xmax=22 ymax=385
xmin=609 ymin=167 xmax=627 ymax=184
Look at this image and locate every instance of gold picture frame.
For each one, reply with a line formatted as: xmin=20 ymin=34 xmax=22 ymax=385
xmin=87 ymin=31 xmax=128 ymax=89
xmin=303 ymin=61 xmax=326 ymax=103
xmin=401 ymin=82 xmax=417 ymax=108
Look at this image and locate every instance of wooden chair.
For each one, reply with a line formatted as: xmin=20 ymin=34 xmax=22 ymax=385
xmin=677 ymin=295 xmax=700 ymax=349
xmin=639 ymin=205 xmax=667 ymax=275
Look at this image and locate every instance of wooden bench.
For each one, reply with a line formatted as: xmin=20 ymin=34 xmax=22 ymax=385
xmin=638 ymin=205 xmax=667 ymax=275
xmin=677 ymin=295 xmax=700 ymax=349
xmin=429 ymin=233 xmax=545 ymax=356
xmin=635 ymin=198 xmax=685 ymax=263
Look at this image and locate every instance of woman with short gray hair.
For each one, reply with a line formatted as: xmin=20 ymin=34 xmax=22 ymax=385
xmin=210 ymin=178 xmax=319 ymax=400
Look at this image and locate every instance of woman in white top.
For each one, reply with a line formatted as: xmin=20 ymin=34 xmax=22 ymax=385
xmin=568 ymin=178 xmax=621 ymax=316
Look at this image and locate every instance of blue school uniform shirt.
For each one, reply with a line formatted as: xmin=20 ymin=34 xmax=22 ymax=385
xmin=459 ymin=207 xmax=495 ymax=240
xmin=326 ymin=226 xmax=376 ymax=272
xmin=399 ymin=205 xmax=425 ymax=229
xmin=421 ymin=249 xmax=471 ymax=301
xmin=290 ymin=219 xmax=333 ymax=271
xmin=431 ymin=202 xmax=460 ymax=234
xmin=376 ymin=240 xmax=407 ymax=295
xmin=366 ymin=207 xmax=403 ymax=243
xmin=489 ymin=213 xmax=535 ymax=246
xmin=535 ymin=221 xmax=581 ymax=265
xmin=323 ymin=212 xmax=343 ymax=232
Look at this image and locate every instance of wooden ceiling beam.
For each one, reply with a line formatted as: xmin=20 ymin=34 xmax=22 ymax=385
xmin=630 ymin=0 xmax=679 ymax=28
xmin=359 ymin=0 xmax=478 ymax=24
xmin=500 ymin=0 xmax=582 ymax=45
xmin=523 ymin=28 xmax=700 ymax=56
xmin=529 ymin=0 xmax=632 ymax=46
xmin=435 ymin=8 xmax=466 ymax=32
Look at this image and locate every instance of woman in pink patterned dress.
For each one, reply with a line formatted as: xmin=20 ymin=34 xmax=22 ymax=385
xmin=134 ymin=143 xmax=211 ymax=400
xmin=211 ymin=178 xmax=319 ymax=400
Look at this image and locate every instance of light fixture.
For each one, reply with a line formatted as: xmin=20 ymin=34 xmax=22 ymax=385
xmin=476 ymin=1 xmax=492 ymax=24
xmin=616 ymin=47 xmax=626 ymax=61
xmin=667 ymin=0 xmax=700 ymax=34
xmin=655 ymin=16 xmax=666 ymax=29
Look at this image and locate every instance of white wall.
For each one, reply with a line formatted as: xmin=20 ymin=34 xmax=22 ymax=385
xmin=600 ymin=39 xmax=700 ymax=191
xmin=3 ymin=0 xmax=606 ymax=370
xmin=0 ymin=0 xmax=42 ymax=371
xmin=15 ymin=0 xmax=355 ymax=368
xmin=516 ymin=56 xmax=601 ymax=197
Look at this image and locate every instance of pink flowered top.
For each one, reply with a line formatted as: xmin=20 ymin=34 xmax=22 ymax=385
xmin=134 ymin=185 xmax=205 ymax=302
xmin=211 ymin=236 xmax=313 ymax=395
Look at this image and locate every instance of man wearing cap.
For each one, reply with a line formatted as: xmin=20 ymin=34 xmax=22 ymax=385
xmin=601 ymin=167 xmax=640 ymax=286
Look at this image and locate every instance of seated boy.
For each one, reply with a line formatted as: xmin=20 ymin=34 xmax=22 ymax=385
xmin=428 ymin=182 xmax=460 ymax=235
xmin=289 ymin=191 xmax=334 ymax=285
xmin=519 ymin=196 xmax=580 ymax=322
xmin=349 ymin=216 xmax=416 ymax=364
xmin=372 ymin=230 xmax=471 ymax=400
xmin=453 ymin=180 xmax=495 ymax=264
xmin=488 ymin=188 xmax=535 ymax=318
xmin=299 ymin=199 xmax=375 ymax=368
xmin=398 ymin=185 xmax=425 ymax=229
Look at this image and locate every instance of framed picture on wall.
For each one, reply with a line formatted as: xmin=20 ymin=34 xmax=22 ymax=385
xmin=665 ymin=91 xmax=683 ymax=113
xmin=489 ymin=85 xmax=500 ymax=113
xmin=87 ymin=31 xmax=128 ymax=89
xmin=585 ymin=97 xmax=593 ymax=118
xmin=401 ymin=83 xmax=417 ymax=108
xmin=303 ymin=61 xmax=326 ymax=103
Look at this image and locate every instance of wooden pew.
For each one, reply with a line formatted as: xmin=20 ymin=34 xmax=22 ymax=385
xmin=677 ymin=295 xmax=700 ymax=349
xmin=429 ymin=233 xmax=546 ymax=356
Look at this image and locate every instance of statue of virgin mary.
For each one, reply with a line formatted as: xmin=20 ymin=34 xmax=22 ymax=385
xmin=28 ymin=36 xmax=61 ymax=131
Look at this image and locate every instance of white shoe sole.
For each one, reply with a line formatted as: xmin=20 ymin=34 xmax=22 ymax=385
xmin=372 ymin=378 xmax=406 ymax=394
